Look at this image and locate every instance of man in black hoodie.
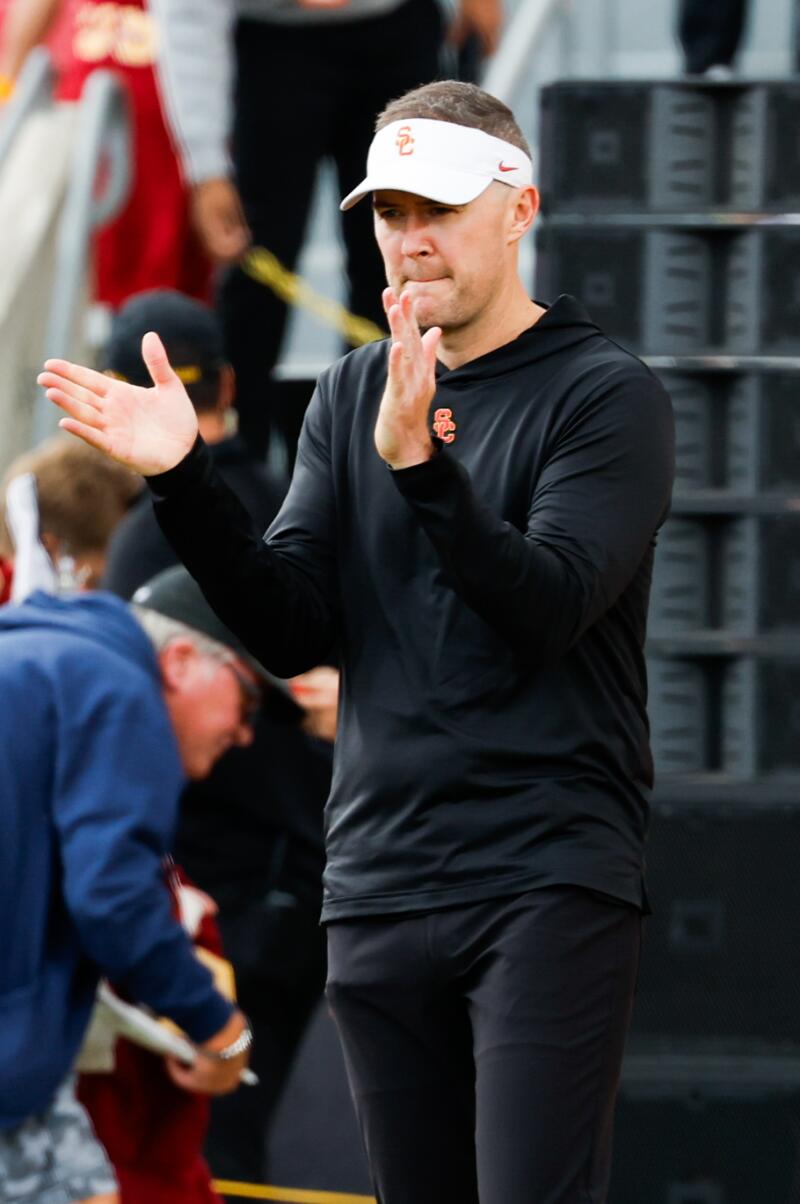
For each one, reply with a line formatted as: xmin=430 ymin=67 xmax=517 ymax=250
xmin=42 ymin=81 xmax=674 ymax=1204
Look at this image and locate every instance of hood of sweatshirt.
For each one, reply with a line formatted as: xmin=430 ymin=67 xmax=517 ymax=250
xmin=435 ymin=294 xmax=609 ymax=387
xmin=0 ymin=588 xmax=161 ymax=683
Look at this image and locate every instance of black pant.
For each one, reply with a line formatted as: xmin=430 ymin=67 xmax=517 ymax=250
xmin=220 ymin=0 xmax=443 ymax=459
xmin=678 ymin=0 xmax=749 ymax=72
xmin=326 ymin=886 xmax=641 ymax=1204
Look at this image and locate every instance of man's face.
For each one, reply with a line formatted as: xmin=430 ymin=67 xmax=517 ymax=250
xmin=372 ymin=183 xmax=522 ymax=332
xmin=161 ymin=640 xmax=259 ymax=779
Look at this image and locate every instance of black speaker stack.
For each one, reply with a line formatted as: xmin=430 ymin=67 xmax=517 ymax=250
xmin=537 ymin=80 xmax=800 ymax=1203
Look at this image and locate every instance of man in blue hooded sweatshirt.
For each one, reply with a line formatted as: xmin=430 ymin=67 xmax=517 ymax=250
xmin=0 ymin=567 xmax=259 ymax=1203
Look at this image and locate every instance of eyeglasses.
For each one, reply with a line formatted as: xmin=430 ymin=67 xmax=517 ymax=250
xmin=216 ymin=653 xmax=264 ymax=726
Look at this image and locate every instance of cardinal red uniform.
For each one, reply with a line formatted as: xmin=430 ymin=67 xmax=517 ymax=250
xmin=57 ymin=0 xmax=210 ymax=307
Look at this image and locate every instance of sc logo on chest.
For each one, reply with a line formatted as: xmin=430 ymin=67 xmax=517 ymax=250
xmin=432 ymin=408 xmax=457 ymax=444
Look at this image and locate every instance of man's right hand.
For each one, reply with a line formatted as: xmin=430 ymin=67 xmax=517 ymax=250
xmin=38 ymin=333 xmax=199 ymax=476
xmin=191 ymin=177 xmax=251 ymax=262
xmin=166 ymin=1007 xmax=251 ymax=1095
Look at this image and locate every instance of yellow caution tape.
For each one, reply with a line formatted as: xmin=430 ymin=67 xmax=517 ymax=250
xmin=242 ymin=247 xmax=386 ymax=349
xmin=213 ymin=1181 xmax=375 ymax=1203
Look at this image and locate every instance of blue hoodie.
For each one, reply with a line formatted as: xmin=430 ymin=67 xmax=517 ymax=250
xmin=0 ymin=590 xmax=233 ymax=1128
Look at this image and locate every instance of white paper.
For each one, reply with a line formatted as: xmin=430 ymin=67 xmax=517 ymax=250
xmin=97 ymin=982 xmax=197 ymax=1064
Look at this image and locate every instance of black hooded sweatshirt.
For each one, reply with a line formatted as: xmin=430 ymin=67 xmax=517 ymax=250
xmin=149 ymin=295 xmax=675 ymax=920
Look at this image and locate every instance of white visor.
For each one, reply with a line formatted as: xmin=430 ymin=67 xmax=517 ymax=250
xmin=339 ymin=118 xmax=534 ymax=211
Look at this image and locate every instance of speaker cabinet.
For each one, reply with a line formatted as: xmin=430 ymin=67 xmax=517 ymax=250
xmin=540 ymin=81 xmax=800 ymax=214
xmin=611 ymin=1070 xmax=800 ymax=1204
xmin=633 ymin=802 xmax=800 ymax=1044
xmin=536 ymin=228 xmax=800 ymax=356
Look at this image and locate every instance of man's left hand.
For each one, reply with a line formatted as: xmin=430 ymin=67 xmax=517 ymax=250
xmin=190 ymin=177 xmax=251 ymax=263
xmin=288 ymin=666 xmax=340 ymax=743
xmin=166 ymin=1008 xmax=250 ymax=1095
xmin=374 ymin=288 xmax=441 ymax=470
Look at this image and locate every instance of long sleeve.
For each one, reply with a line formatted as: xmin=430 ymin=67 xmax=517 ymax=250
xmin=149 ymin=387 xmax=339 ymax=677
xmin=54 ymin=677 xmax=232 ymax=1043
xmin=149 ymin=0 xmax=235 ymax=184
xmin=391 ymin=366 xmax=675 ymax=666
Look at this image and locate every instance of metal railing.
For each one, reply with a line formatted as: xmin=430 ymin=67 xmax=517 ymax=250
xmin=0 ymin=46 xmax=54 ymax=173
xmin=0 ymin=47 xmax=132 ymax=448
xmin=32 ymin=67 xmax=132 ymax=443
xmin=482 ymin=0 xmax=569 ymax=105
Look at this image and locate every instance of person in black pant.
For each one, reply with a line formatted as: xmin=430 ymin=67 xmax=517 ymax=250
xmin=218 ymin=0 xmax=445 ymax=460
xmin=42 ymin=79 xmax=675 ymax=1203
xmin=101 ymin=290 xmax=336 ymax=1185
xmin=151 ymin=0 xmax=503 ymax=461
xmin=678 ymin=0 xmax=800 ymax=74
xmin=678 ymin=0 xmax=750 ymax=74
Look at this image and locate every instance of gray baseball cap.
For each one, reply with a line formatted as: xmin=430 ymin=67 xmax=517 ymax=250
xmin=132 ymin=565 xmax=302 ymax=720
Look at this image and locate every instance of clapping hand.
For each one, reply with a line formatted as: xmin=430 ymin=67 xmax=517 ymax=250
xmin=38 ymin=333 xmax=199 ymax=476
xmin=373 ymin=288 xmax=441 ymax=470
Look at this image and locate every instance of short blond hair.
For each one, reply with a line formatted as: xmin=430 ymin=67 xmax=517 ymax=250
xmin=0 ymin=436 xmax=141 ymax=558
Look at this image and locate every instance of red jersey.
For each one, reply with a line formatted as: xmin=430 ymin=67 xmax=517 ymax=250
xmin=77 ymin=867 xmax=225 ymax=1204
xmin=57 ymin=0 xmax=210 ymax=306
